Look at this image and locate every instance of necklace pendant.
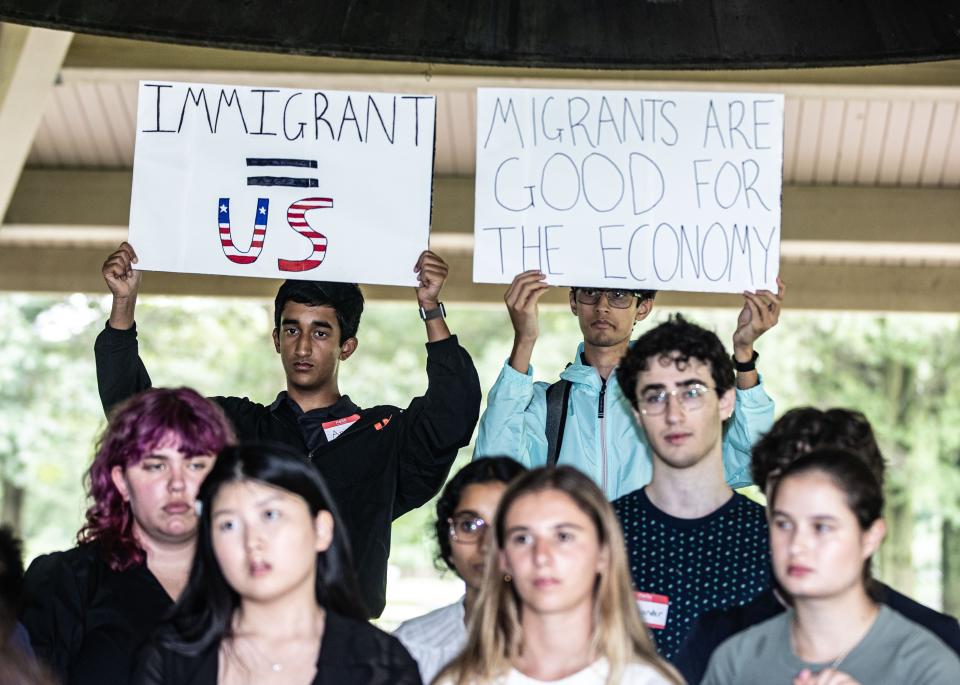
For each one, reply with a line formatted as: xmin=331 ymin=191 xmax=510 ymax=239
xmin=271 ymin=663 xmax=282 ymax=673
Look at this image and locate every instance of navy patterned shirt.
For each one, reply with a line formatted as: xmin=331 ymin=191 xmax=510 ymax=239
xmin=613 ymin=488 xmax=771 ymax=661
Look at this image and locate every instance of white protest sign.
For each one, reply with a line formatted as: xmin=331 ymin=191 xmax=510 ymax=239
xmin=129 ymin=81 xmax=436 ymax=286
xmin=474 ymin=88 xmax=783 ymax=293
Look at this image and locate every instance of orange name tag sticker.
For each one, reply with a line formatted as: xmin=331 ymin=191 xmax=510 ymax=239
xmin=635 ymin=592 xmax=670 ymax=630
xmin=322 ymin=414 xmax=360 ymax=442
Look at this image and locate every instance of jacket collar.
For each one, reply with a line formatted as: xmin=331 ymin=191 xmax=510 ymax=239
xmin=269 ymin=392 xmax=361 ymax=418
xmin=560 ymin=342 xmax=621 ymax=392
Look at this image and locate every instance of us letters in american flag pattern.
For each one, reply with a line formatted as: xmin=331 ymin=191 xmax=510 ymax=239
xmin=217 ymin=196 xmax=331 ymax=272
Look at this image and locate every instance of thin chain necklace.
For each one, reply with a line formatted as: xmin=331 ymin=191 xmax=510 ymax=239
xmin=231 ymin=617 xmax=325 ymax=676
xmin=239 ymin=635 xmax=284 ymax=673
xmin=790 ymin=623 xmax=857 ymax=684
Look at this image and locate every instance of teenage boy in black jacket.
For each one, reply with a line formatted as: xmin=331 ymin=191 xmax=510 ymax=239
xmin=95 ymin=242 xmax=481 ymax=618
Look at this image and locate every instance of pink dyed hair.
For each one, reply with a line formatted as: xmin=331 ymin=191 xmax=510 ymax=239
xmin=79 ymin=387 xmax=235 ymax=571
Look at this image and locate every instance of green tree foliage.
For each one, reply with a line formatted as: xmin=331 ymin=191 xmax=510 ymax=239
xmin=1 ymin=293 xmax=957 ymax=611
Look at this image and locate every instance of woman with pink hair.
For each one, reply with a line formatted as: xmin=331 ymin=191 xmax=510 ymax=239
xmin=20 ymin=387 xmax=234 ymax=685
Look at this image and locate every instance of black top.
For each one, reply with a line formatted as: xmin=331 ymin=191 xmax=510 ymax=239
xmin=612 ymin=488 xmax=771 ymax=661
xmin=94 ymin=322 xmax=481 ymax=617
xmin=675 ymin=583 xmax=960 ymax=685
xmin=132 ymin=610 xmax=422 ymax=685
xmin=19 ymin=543 xmax=173 ymax=685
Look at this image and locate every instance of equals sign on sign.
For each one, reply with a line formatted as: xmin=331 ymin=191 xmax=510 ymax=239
xmin=246 ymin=158 xmax=319 ymax=187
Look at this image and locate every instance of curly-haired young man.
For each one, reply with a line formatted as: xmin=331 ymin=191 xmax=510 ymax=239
xmin=613 ymin=315 xmax=771 ymax=662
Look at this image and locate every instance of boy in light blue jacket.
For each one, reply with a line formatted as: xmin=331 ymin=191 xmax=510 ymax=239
xmin=474 ymin=270 xmax=784 ymax=500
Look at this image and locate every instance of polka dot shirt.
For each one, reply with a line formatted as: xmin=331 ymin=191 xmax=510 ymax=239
xmin=613 ymin=488 xmax=771 ymax=661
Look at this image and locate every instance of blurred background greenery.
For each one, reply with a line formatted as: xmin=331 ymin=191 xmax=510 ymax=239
xmin=1 ymin=292 xmax=959 ymax=626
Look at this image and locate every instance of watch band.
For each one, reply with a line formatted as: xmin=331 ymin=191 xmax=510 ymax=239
xmin=419 ymin=301 xmax=446 ymax=321
xmin=732 ymin=350 xmax=759 ymax=372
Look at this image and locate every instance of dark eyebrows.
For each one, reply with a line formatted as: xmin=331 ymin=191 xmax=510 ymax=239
xmin=452 ymin=509 xmax=481 ymax=518
xmin=211 ymin=495 xmax=283 ymax=519
xmin=280 ymin=318 xmax=333 ymax=330
xmin=639 ymin=379 xmax=705 ymax=394
xmin=771 ymin=510 xmax=839 ymax=523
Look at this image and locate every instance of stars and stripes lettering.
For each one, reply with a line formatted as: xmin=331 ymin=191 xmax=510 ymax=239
xmin=219 ymin=197 xmax=269 ymax=264
xmin=279 ymin=197 xmax=332 ymax=272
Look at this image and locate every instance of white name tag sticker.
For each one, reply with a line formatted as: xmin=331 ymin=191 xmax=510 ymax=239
xmin=635 ymin=592 xmax=670 ymax=630
xmin=322 ymin=414 xmax=360 ymax=442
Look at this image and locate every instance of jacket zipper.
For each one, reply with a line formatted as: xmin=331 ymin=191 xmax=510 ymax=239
xmin=598 ymin=377 xmax=607 ymax=494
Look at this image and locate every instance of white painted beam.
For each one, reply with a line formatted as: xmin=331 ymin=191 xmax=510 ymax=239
xmin=0 ymin=23 xmax=73 ymax=221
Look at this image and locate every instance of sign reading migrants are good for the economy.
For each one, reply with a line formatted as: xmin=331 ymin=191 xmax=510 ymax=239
xmin=473 ymin=88 xmax=784 ymax=294
xmin=129 ymin=81 xmax=436 ymax=286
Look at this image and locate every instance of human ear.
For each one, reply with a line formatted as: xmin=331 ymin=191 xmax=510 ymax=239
xmin=568 ymin=289 xmax=578 ymax=316
xmin=272 ymin=328 xmax=281 ymax=353
xmin=596 ymin=543 xmax=611 ymax=576
xmin=635 ymin=297 xmax=654 ymax=322
xmin=862 ymin=519 xmax=886 ymax=560
xmin=111 ymin=466 xmax=130 ymax=502
xmin=314 ymin=510 xmax=334 ymax=553
xmin=718 ymin=387 xmax=736 ymax=420
xmin=339 ymin=337 xmax=359 ymax=361
xmin=498 ymin=549 xmax=512 ymax=576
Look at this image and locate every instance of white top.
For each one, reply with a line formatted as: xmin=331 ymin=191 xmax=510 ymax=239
xmin=434 ymin=658 xmax=674 ymax=685
xmin=394 ymin=597 xmax=468 ymax=684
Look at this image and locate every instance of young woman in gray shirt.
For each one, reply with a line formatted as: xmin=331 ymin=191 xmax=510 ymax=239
xmin=703 ymin=449 xmax=960 ymax=685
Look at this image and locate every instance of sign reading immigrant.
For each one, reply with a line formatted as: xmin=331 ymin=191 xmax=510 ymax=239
xmin=129 ymin=80 xmax=436 ymax=286
xmin=473 ymin=88 xmax=784 ymax=293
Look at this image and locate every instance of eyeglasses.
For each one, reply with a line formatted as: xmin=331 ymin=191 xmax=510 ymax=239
xmin=448 ymin=514 xmax=489 ymax=544
xmin=640 ymin=383 xmax=715 ymax=416
xmin=575 ymin=288 xmax=642 ymax=309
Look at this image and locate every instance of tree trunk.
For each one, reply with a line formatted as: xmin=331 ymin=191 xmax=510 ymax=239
xmin=944 ymin=518 xmax=960 ymax=615
xmin=0 ymin=476 xmax=25 ymax=536
xmin=879 ymin=483 xmax=914 ymax=594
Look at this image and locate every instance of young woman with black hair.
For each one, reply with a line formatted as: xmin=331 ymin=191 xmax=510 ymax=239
xmin=133 ymin=442 xmax=420 ymax=685
xmin=395 ymin=457 xmax=526 ymax=683
xmin=703 ymin=449 xmax=960 ymax=685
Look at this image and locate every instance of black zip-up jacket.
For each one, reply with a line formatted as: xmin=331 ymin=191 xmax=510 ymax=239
xmin=94 ymin=323 xmax=481 ymax=617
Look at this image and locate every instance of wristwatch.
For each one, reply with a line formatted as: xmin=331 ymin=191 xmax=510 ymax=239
xmin=419 ymin=302 xmax=446 ymax=321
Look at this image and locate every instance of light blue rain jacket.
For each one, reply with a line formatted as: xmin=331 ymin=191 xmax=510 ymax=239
xmin=474 ymin=343 xmax=774 ymax=500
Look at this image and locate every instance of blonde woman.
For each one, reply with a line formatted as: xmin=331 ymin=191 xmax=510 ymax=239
xmin=435 ymin=466 xmax=681 ymax=685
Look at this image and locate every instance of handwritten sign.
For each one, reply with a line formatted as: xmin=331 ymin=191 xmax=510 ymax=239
xmin=473 ymin=88 xmax=783 ymax=293
xmin=129 ymin=81 xmax=436 ymax=286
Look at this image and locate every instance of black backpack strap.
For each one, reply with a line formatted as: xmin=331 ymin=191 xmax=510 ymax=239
xmin=545 ymin=379 xmax=573 ymax=468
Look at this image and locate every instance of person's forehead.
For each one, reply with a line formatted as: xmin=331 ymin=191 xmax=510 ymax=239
xmin=212 ymin=479 xmax=296 ymax=510
xmin=280 ymin=301 xmax=339 ymax=324
xmin=506 ymin=489 xmax=591 ymax=527
xmin=774 ymin=472 xmax=852 ymax=517
xmin=637 ymin=353 xmax=712 ymax=384
xmin=456 ymin=481 xmax=508 ymax=513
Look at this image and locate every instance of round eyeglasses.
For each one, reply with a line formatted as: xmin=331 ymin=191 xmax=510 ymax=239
xmin=640 ymin=383 xmax=715 ymax=415
xmin=448 ymin=514 xmax=489 ymax=544
xmin=574 ymin=288 xmax=642 ymax=309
